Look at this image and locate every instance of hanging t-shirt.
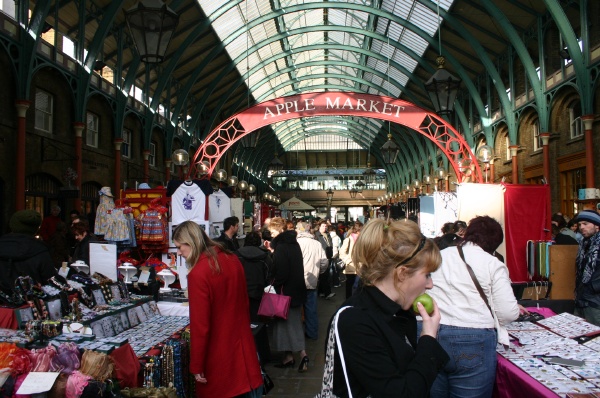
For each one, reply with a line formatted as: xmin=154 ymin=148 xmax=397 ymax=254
xmin=171 ymin=182 xmax=206 ymax=226
xmin=208 ymin=190 xmax=231 ymax=223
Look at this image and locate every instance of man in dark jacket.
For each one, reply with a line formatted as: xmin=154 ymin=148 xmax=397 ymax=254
xmin=0 ymin=210 xmax=57 ymax=293
xmin=236 ymin=231 xmax=272 ymax=322
xmin=575 ymin=210 xmax=600 ymax=325
xmin=214 ymin=216 xmax=240 ymax=251
xmin=315 ymin=221 xmax=335 ymax=299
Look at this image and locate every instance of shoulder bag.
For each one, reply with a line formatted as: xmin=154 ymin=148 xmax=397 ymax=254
xmin=257 ymin=284 xmax=291 ymax=320
xmin=315 ymin=306 xmax=371 ymax=398
xmin=457 ymin=245 xmax=493 ymax=318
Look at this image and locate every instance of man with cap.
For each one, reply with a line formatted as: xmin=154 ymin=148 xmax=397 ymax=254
xmin=575 ymin=210 xmax=600 ymax=325
xmin=0 ymin=210 xmax=57 ymax=293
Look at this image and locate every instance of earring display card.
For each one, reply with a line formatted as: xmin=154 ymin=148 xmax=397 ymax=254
xmin=45 ymin=299 xmax=62 ymax=321
xmin=110 ymin=284 xmax=121 ymax=301
xmin=148 ymin=301 xmax=160 ymax=315
xmin=15 ymin=307 xmax=34 ymax=328
xmin=90 ymin=321 xmax=105 ymax=338
xmin=537 ymin=313 xmax=600 ymax=339
xmin=134 ymin=306 xmax=147 ymax=323
xmin=120 ymin=312 xmax=130 ymax=330
xmin=127 ymin=308 xmax=139 ymax=327
xmin=91 ymin=289 xmax=106 ymax=306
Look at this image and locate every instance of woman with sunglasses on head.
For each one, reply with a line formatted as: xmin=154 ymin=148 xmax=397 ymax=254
xmin=324 ymin=218 xmax=449 ymax=397
xmin=426 ymin=216 xmax=520 ymax=398
xmin=173 ymin=221 xmax=263 ymax=398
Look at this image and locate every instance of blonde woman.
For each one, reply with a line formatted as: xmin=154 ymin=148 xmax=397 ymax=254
xmin=339 ymin=221 xmax=363 ymax=298
xmin=324 ymin=219 xmax=448 ymax=396
xmin=173 ymin=221 xmax=263 ymax=397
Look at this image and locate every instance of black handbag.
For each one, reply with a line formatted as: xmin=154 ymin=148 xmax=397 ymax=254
xmin=261 ymin=365 xmax=274 ymax=394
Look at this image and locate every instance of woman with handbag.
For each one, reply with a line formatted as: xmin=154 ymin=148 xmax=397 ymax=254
xmin=266 ymin=217 xmax=309 ymax=372
xmin=320 ymin=219 xmax=449 ymax=397
xmin=173 ymin=221 xmax=263 ymax=398
xmin=339 ymin=221 xmax=362 ymax=298
xmin=426 ymin=216 xmax=521 ymax=398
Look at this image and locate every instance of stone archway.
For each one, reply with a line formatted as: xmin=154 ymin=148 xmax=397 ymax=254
xmin=189 ymin=92 xmax=482 ymax=183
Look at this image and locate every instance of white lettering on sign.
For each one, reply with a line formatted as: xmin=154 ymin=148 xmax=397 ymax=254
xmin=263 ymin=99 xmax=315 ymax=119
xmin=263 ymin=95 xmax=405 ymax=119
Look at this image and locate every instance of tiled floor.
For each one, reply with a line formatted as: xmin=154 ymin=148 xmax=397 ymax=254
xmin=264 ymin=285 xmax=346 ymax=397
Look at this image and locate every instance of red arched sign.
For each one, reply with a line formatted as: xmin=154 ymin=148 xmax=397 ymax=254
xmin=188 ymin=92 xmax=482 ymax=183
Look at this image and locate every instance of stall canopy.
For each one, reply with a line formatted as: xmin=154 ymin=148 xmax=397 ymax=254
xmin=279 ymin=198 xmax=315 ymax=211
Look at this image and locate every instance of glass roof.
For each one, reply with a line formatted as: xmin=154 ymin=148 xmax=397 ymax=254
xmin=196 ymin=0 xmax=455 ymax=151
xmin=289 ymin=134 xmax=363 ymax=151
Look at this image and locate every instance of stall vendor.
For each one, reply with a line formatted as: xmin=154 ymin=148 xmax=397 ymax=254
xmin=0 ymin=210 xmax=57 ymax=292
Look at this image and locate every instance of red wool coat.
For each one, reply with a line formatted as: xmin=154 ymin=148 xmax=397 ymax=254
xmin=188 ymin=248 xmax=263 ymax=397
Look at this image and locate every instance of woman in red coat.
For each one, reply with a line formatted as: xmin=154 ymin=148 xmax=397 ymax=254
xmin=173 ymin=221 xmax=263 ymax=397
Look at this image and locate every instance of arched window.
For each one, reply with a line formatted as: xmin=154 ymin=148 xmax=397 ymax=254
xmin=570 ymin=101 xmax=583 ymax=139
xmin=532 ymin=120 xmax=541 ymax=151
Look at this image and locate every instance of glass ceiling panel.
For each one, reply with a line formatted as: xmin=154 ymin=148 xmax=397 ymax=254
xmin=324 ymin=48 xmax=355 ymax=64
xmin=289 ymin=135 xmax=362 ymax=152
xmin=329 ymin=31 xmax=363 ymax=48
xmin=329 ymin=9 xmax=368 ymax=30
xmin=196 ymin=0 xmax=458 ymax=149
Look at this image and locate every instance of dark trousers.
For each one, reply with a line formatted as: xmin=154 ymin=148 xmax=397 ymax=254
xmin=331 ymin=260 xmax=341 ymax=286
xmin=345 ymin=274 xmax=357 ymax=299
xmin=318 ymin=268 xmax=332 ymax=296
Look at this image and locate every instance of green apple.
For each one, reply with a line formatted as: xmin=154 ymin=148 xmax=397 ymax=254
xmin=412 ymin=293 xmax=434 ymax=315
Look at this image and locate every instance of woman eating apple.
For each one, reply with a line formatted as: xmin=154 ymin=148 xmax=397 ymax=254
xmin=320 ymin=218 xmax=449 ymax=397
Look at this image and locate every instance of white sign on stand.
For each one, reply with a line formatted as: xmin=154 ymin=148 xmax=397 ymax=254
xmin=89 ymin=242 xmax=118 ymax=280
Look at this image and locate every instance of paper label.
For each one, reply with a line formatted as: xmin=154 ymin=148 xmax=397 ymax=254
xmin=16 ymin=372 xmax=60 ymax=394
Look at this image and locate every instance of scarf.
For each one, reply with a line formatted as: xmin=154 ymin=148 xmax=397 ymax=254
xmin=576 ymin=232 xmax=600 ymax=284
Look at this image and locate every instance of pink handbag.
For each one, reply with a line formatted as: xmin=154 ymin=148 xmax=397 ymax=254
xmin=257 ymin=288 xmax=291 ymax=320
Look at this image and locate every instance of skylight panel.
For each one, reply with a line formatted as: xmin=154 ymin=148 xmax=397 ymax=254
xmin=211 ymin=7 xmax=243 ymax=40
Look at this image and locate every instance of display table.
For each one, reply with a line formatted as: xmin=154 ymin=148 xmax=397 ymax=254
xmin=493 ymin=307 xmax=573 ymax=398
xmin=494 ymin=355 xmax=558 ymax=398
xmin=157 ymin=301 xmax=190 ymax=317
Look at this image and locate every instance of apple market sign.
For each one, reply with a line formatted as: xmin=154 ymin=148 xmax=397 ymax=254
xmin=189 ymin=92 xmax=481 ymax=183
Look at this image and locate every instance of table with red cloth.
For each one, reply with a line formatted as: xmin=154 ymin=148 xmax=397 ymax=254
xmin=493 ymin=307 xmax=560 ymax=398
xmin=0 ymin=306 xmax=26 ymax=329
xmin=110 ymin=343 xmax=142 ymax=388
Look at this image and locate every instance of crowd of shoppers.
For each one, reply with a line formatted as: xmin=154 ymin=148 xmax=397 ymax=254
xmin=4 ymin=203 xmax=599 ymax=398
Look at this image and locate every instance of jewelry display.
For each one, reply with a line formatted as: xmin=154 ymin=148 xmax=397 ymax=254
xmin=144 ymin=359 xmax=155 ymax=388
xmin=135 ymin=306 xmax=148 ymax=323
xmin=110 ymin=284 xmax=122 ymax=301
xmin=91 ymin=289 xmax=106 ymax=306
xmin=46 ymin=298 xmax=63 ymax=320
xmin=15 ymin=306 xmax=34 ymax=326
xmin=500 ymin=313 xmax=600 ymax=395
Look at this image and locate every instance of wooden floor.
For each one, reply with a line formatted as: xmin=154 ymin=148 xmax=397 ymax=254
xmin=264 ymin=284 xmax=345 ymax=397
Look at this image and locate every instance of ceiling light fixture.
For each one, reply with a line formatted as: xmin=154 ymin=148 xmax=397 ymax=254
xmin=424 ymin=0 xmax=461 ymax=116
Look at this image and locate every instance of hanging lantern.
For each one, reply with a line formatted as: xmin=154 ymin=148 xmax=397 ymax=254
xmin=363 ymin=163 xmax=377 ymax=184
xmin=125 ymin=0 xmax=179 ymax=64
xmin=380 ymin=134 xmax=400 ymax=165
xmin=424 ymin=56 xmax=461 ymax=116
